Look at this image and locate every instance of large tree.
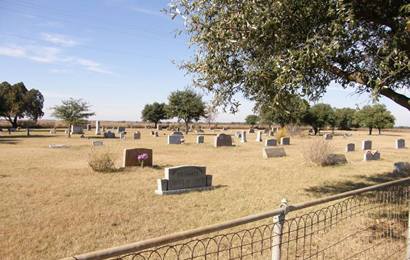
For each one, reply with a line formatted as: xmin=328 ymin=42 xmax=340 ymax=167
xmin=334 ymin=107 xmax=357 ymax=130
xmin=141 ymin=102 xmax=168 ymax=128
xmin=258 ymin=94 xmax=309 ymax=128
xmin=51 ymin=98 xmax=95 ymax=137
xmin=304 ymin=103 xmax=335 ymax=135
xmin=167 ymin=90 xmax=206 ymax=134
xmin=169 ymin=1 xmax=410 ymax=111
xmin=355 ymin=104 xmax=395 ymax=135
xmin=245 ymin=114 xmax=259 ymax=126
xmin=0 ymin=81 xmax=44 ymax=128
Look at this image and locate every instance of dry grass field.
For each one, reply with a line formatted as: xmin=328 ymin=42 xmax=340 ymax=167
xmin=1 ymin=128 xmax=409 ymax=259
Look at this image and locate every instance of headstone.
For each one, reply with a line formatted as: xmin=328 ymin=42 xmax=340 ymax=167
xmin=262 ymin=147 xmax=286 ymax=158
xmin=172 ymin=131 xmax=184 ymax=136
xmin=324 ymin=154 xmax=347 ymax=165
xmin=249 ymin=128 xmax=255 ymax=133
xmin=240 ymin=131 xmax=247 ymax=143
xmin=256 ymin=131 xmax=263 ymax=142
xmin=393 ymin=162 xmax=410 ymax=173
xmin=265 ymin=138 xmax=277 ymax=147
xmin=49 ymin=144 xmax=69 ymax=149
xmin=324 ymin=133 xmax=333 ymax=140
xmin=214 ymin=133 xmax=233 ymax=147
xmin=155 ymin=165 xmax=213 ymax=195
xmin=104 ymin=131 xmax=115 ymax=138
xmin=119 ymin=132 xmax=126 ymax=140
xmin=280 ymin=137 xmax=290 ymax=145
xmin=395 ymin=139 xmax=405 ymax=149
xmin=196 ymin=135 xmax=204 ymax=144
xmin=235 ymin=131 xmax=242 ymax=138
xmin=92 ymin=141 xmax=104 ymax=147
xmin=117 ymin=127 xmax=126 ymax=133
xmin=346 ymin=143 xmax=355 ymax=152
xmin=122 ymin=148 xmax=153 ymax=167
xmin=133 ymin=131 xmax=141 ymax=140
xmin=362 ymin=140 xmax=372 ymax=150
xmin=364 ymin=150 xmax=380 ymax=161
xmin=95 ymin=120 xmax=101 ymax=135
xmin=70 ymin=125 xmax=84 ymax=135
xmin=49 ymin=128 xmax=56 ymax=135
xmin=151 ymin=130 xmax=155 ymax=136
xmin=157 ymin=125 xmax=162 ymax=131
xmin=154 ymin=131 xmax=159 ymax=137
xmin=168 ymin=134 xmax=182 ymax=144
xmin=86 ymin=124 xmax=92 ymax=131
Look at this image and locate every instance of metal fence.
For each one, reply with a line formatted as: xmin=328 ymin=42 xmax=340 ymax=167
xmin=62 ymin=177 xmax=410 ymax=260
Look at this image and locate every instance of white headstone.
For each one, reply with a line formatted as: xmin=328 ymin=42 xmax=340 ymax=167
xmin=256 ymin=131 xmax=263 ymax=142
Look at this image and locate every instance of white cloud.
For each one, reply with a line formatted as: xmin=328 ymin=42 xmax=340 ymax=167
xmin=41 ymin=33 xmax=79 ymax=47
xmin=130 ymin=7 xmax=163 ymax=17
xmin=0 ymin=44 xmax=112 ymax=74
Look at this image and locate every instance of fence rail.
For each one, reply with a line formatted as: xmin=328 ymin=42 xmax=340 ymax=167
xmin=62 ymin=177 xmax=410 ymax=260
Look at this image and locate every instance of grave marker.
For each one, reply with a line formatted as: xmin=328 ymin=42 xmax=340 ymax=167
xmin=122 ymin=148 xmax=153 ymax=167
xmin=362 ymin=140 xmax=372 ymax=150
xmin=395 ymin=139 xmax=405 ymax=149
xmin=265 ymin=138 xmax=277 ymax=147
xmin=263 ymin=147 xmax=286 ymax=158
xmin=346 ymin=143 xmax=355 ymax=152
xmin=155 ymin=165 xmax=213 ymax=195
xmin=196 ymin=135 xmax=204 ymax=144
xmin=214 ymin=133 xmax=233 ymax=147
xmin=280 ymin=137 xmax=290 ymax=145
xmin=168 ymin=134 xmax=182 ymax=144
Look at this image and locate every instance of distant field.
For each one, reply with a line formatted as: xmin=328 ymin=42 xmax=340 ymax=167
xmin=1 ymin=128 xmax=409 ymax=259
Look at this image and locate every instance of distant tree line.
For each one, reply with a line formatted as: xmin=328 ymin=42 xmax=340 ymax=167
xmin=141 ymin=89 xmax=210 ymax=134
xmin=246 ymin=96 xmax=395 ymax=135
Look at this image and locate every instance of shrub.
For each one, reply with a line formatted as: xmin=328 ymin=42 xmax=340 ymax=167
xmin=275 ymin=127 xmax=288 ymax=140
xmin=88 ymin=150 xmax=120 ymax=173
xmin=303 ymin=139 xmax=335 ymax=166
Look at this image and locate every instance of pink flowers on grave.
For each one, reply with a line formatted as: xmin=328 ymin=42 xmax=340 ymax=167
xmin=137 ymin=153 xmax=149 ymax=168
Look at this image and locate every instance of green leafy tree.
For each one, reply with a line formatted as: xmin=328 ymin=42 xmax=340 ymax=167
xmin=245 ymin=115 xmax=259 ymax=126
xmin=167 ymin=90 xmax=206 ymax=134
xmin=355 ymin=104 xmax=395 ymax=135
xmin=0 ymin=81 xmax=44 ymax=128
xmin=258 ymin=95 xmax=309 ymax=128
xmin=169 ymin=1 xmax=410 ymax=111
xmin=334 ymin=108 xmax=357 ymax=130
xmin=141 ymin=102 xmax=168 ymax=128
xmin=51 ymin=98 xmax=95 ymax=137
xmin=303 ymin=103 xmax=335 ymax=135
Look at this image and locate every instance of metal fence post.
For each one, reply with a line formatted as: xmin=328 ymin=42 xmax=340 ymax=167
xmin=272 ymin=198 xmax=288 ymax=260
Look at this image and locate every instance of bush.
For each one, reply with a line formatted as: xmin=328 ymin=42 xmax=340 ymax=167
xmin=303 ymin=139 xmax=335 ymax=166
xmin=275 ymin=127 xmax=288 ymax=140
xmin=88 ymin=150 xmax=120 ymax=173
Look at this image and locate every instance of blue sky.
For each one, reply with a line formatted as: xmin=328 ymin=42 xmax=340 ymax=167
xmin=0 ymin=0 xmax=409 ymax=126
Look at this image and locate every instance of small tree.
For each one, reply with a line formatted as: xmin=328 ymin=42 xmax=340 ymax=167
xmin=51 ymin=98 xmax=95 ymax=137
xmin=141 ymin=102 xmax=168 ymax=128
xmin=334 ymin=108 xmax=357 ymax=130
xmin=355 ymin=104 xmax=395 ymax=135
xmin=167 ymin=90 xmax=206 ymax=134
xmin=245 ymin=115 xmax=259 ymax=126
xmin=258 ymin=95 xmax=309 ymax=128
xmin=303 ymin=103 xmax=335 ymax=135
xmin=0 ymin=81 xmax=44 ymax=128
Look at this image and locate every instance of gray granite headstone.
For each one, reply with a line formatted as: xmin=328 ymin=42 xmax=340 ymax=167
xmin=324 ymin=133 xmax=333 ymax=140
xmin=92 ymin=141 xmax=104 ymax=147
xmin=117 ymin=127 xmax=126 ymax=133
xmin=168 ymin=134 xmax=182 ymax=144
xmin=265 ymin=138 xmax=277 ymax=147
xmin=86 ymin=124 xmax=92 ymax=131
xmin=155 ymin=165 xmax=213 ymax=195
xmin=362 ymin=140 xmax=372 ymax=150
xmin=104 ymin=131 xmax=115 ymax=138
xmin=363 ymin=150 xmax=380 ymax=161
xmin=280 ymin=137 xmax=290 ymax=145
xmin=196 ymin=135 xmax=204 ymax=144
xmin=214 ymin=133 xmax=232 ymax=147
xmin=346 ymin=143 xmax=355 ymax=152
xmin=70 ymin=125 xmax=84 ymax=135
xmin=133 ymin=131 xmax=141 ymax=140
xmin=263 ymin=147 xmax=286 ymax=158
xmin=393 ymin=162 xmax=410 ymax=173
xmin=395 ymin=139 xmax=405 ymax=149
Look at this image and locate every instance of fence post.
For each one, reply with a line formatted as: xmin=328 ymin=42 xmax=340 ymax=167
xmin=407 ymin=198 xmax=410 ymax=260
xmin=272 ymin=198 xmax=288 ymax=260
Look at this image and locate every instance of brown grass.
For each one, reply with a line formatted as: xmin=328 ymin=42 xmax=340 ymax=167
xmin=1 ymin=128 xmax=410 ymax=259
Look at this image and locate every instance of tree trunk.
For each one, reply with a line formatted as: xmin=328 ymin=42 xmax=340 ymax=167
xmin=313 ymin=127 xmax=318 ymax=135
xmin=185 ymin=121 xmax=189 ymax=134
xmin=378 ymin=128 xmax=382 ymax=135
xmin=154 ymin=122 xmax=158 ymax=128
xmin=26 ymin=128 xmax=30 ymax=137
xmin=7 ymin=116 xmax=18 ymax=129
xmin=68 ymin=124 xmax=72 ymax=138
xmin=368 ymin=127 xmax=373 ymax=135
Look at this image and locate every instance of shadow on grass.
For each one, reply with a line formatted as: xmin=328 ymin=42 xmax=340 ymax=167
xmin=305 ymin=171 xmax=410 ymax=197
xmin=152 ymin=164 xmax=174 ymax=170
xmin=0 ymin=135 xmax=53 ymax=139
xmin=0 ymin=138 xmax=20 ymax=144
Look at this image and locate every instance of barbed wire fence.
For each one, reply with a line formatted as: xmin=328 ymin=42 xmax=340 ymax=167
xmin=62 ymin=177 xmax=410 ymax=260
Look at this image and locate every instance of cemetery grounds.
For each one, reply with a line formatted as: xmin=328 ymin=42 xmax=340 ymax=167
xmin=1 ymin=128 xmax=410 ymax=259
